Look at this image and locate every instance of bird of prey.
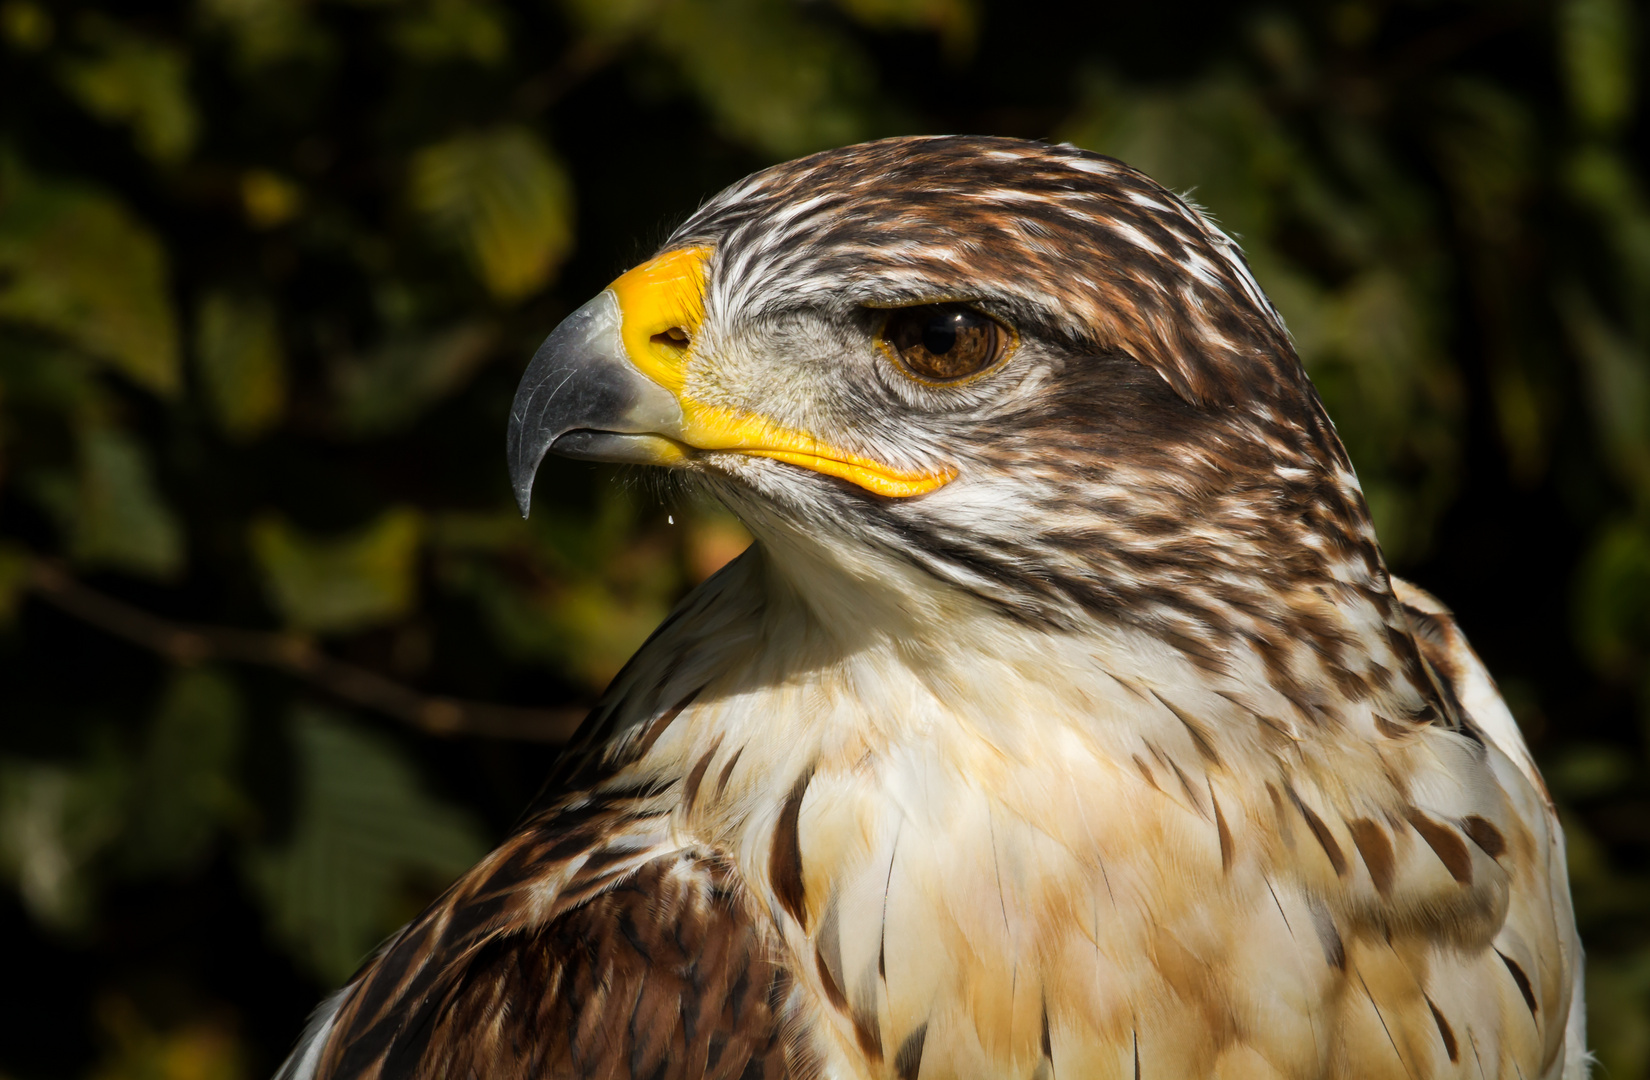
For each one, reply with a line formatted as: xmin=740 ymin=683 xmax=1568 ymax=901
xmin=276 ymin=136 xmax=1586 ymax=1080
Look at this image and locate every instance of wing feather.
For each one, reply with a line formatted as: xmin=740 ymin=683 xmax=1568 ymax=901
xmin=283 ymin=791 xmax=813 ymax=1080
xmin=1393 ymin=577 xmax=1588 ymax=1080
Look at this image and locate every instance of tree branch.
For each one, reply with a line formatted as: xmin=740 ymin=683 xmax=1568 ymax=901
xmin=24 ymin=561 xmax=587 ymax=743
xmin=513 ymin=35 xmax=628 ymax=116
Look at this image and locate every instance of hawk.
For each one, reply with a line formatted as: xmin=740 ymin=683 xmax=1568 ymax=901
xmin=276 ymin=136 xmax=1586 ymax=1080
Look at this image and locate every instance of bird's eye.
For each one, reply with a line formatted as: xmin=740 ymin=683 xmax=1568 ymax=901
xmin=651 ymin=326 xmax=691 ymax=350
xmin=880 ymin=304 xmax=1007 ymax=383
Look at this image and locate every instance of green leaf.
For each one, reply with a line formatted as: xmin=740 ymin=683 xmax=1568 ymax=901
xmin=1547 ymin=742 xmax=1635 ymax=800
xmin=1584 ymin=943 xmax=1650 ymax=1080
xmin=1563 ymin=147 xmax=1650 ymax=324
xmin=1559 ymin=285 xmax=1650 ymax=496
xmin=0 ymin=753 xmax=127 ymax=931
xmin=245 ymin=708 xmax=486 ymax=981
xmin=69 ymin=427 xmax=186 ymax=579
xmin=1574 ymin=518 xmax=1650 ymax=677
xmin=0 ymin=1 xmax=53 ymax=50
xmin=0 ymin=337 xmax=104 ymax=419
xmin=834 ymin=0 xmax=975 ymax=59
xmin=0 ymin=159 xmax=181 ymax=395
xmin=557 ymin=0 xmax=657 ymax=37
xmin=57 ymin=20 xmax=198 ymax=163
xmin=194 ymin=291 xmax=286 ymax=440
xmin=332 ymin=322 xmax=496 ymax=436
xmin=409 ymin=127 xmax=573 ymax=303
xmin=1559 ymin=0 xmax=1636 ymax=134
xmin=250 ymin=509 xmax=422 ymax=634
xmin=437 ymin=490 xmax=680 ymax=688
xmin=122 ymin=669 xmax=246 ymax=876
xmin=390 ymin=0 xmax=508 ymax=65
xmin=198 ymin=0 xmax=333 ymax=71
xmin=449 ymin=561 xmax=669 ymax=688
xmin=88 ymin=1003 xmax=246 ymax=1080
xmin=651 ymin=0 xmax=878 ymax=159
xmin=240 ymin=169 xmax=304 ymax=230
xmin=426 ymin=508 xmax=529 ymax=553
xmin=559 ymin=0 xmax=882 ymax=157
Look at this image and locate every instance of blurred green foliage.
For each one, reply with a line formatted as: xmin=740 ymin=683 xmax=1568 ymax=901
xmin=244 ymin=707 xmax=485 ymax=980
xmin=1 ymin=0 xmax=1648 ymax=1076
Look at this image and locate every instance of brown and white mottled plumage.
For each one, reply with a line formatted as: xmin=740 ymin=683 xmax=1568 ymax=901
xmin=277 ymin=136 xmax=1586 ymax=1080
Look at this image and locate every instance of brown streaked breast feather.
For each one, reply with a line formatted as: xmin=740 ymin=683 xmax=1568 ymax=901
xmin=771 ymin=766 xmax=815 ymax=928
xmin=1405 ymin=809 xmax=1474 ymax=885
xmin=893 ymin=1023 xmax=927 ymax=1080
xmin=1346 ymin=817 xmax=1395 ymax=897
xmin=1462 ymin=814 xmax=1507 ymax=860
xmin=1288 ymin=787 xmax=1348 ymax=877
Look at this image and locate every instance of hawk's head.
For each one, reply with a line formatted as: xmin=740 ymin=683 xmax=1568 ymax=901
xmin=510 ymin=136 xmax=1395 ymax=678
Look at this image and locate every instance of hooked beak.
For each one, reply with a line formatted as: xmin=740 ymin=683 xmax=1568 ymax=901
xmin=506 ymin=287 xmax=688 ymax=516
xmin=507 ymin=247 xmax=954 ymax=517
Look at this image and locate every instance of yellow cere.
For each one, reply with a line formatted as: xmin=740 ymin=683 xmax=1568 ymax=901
xmin=606 ymin=249 xmax=955 ymax=499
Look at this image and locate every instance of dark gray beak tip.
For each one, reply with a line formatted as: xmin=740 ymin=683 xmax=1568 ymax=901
xmin=506 ymin=291 xmax=623 ymax=522
xmin=506 ymin=288 xmax=686 ymax=519
xmin=508 ymin=423 xmax=541 ymax=519
xmin=507 ymin=404 xmax=548 ymax=519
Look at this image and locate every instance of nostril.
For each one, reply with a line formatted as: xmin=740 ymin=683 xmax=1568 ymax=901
xmin=651 ymin=327 xmax=690 ymax=349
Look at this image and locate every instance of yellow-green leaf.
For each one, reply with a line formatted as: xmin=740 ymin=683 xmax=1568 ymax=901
xmin=195 ymin=291 xmax=286 ymax=440
xmin=559 ymin=0 xmax=882 ymax=157
xmin=390 ymin=0 xmax=508 ymax=65
xmin=89 ymin=1002 xmax=246 ymax=1080
xmin=0 ymin=161 xmax=180 ymax=395
xmin=250 ymin=509 xmax=422 ymax=633
xmin=0 ymin=1 xmax=52 ymax=50
xmin=410 ymin=127 xmax=573 ymax=302
xmin=72 ymin=427 xmax=185 ymax=579
xmin=198 ymin=0 xmax=332 ymax=71
xmin=1574 ymin=519 xmax=1650 ymax=677
xmin=1559 ymin=0 xmax=1635 ymax=134
xmin=57 ymin=21 xmax=198 ymax=163
xmin=1586 ymin=945 xmax=1650 ymax=1080
xmin=557 ymin=0 xmax=657 ymax=37
xmin=654 ymin=0 xmax=876 ymax=159
xmin=239 ymin=170 xmax=304 ymax=229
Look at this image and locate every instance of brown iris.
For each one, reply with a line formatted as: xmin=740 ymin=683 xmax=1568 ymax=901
xmin=880 ymin=304 xmax=1007 ymax=382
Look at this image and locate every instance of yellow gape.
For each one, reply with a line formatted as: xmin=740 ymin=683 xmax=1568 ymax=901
xmin=608 ymin=248 xmax=955 ymax=498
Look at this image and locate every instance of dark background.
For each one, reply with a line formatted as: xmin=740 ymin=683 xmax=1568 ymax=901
xmin=2 ymin=0 xmax=1648 ymax=1074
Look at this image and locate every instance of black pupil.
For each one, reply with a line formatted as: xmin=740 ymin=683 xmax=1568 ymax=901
xmin=922 ymin=316 xmax=960 ymax=356
xmin=884 ymin=303 xmax=999 ymax=381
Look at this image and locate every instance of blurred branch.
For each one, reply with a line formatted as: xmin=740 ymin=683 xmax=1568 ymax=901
xmin=24 ymin=560 xmax=586 ymax=743
xmin=513 ymin=36 xmax=628 ymax=115
xmin=1389 ymin=7 xmax=1525 ymax=83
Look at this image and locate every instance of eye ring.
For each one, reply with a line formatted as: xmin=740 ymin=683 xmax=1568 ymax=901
xmin=877 ymin=304 xmax=1013 ymax=385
